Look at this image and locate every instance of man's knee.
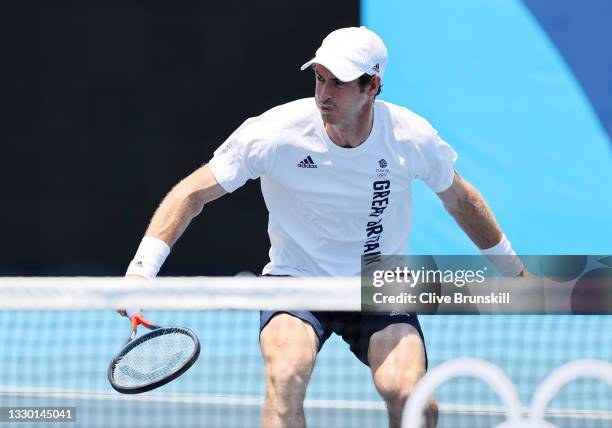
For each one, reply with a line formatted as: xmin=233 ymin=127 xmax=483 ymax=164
xmin=264 ymin=354 xmax=313 ymax=399
xmin=375 ymin=378 xmax=438 ymax=428
xmin=368 ymin=324 xmax=432 ymax=424
xmin=375 ymin=376 xmax=416 ymax=411
xmin=368 ymin=324 xmax=426 ymax=381
xmin=260 ymin=314 xmax=318 ymax=402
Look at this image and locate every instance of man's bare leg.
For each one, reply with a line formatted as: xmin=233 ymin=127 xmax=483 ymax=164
xmin=368 ymin=323 xmax=438 ymax=428
xmin=260 ymin=314 xmax=319 ymax=428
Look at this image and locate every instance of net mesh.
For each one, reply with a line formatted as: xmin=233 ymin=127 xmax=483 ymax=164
xmin=0 ymin=277 xmax=610 ymax=428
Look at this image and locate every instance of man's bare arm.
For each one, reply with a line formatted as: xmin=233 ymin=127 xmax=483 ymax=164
xmin=121 ymin=164 xmax=226 ymax=313
xmin=142 ymin=163 xmax=226 ymax=247
xmin=436 ymin=171 xmax=502 ymax=249
xmin=437 ymin=171 xmax=527 ymax=276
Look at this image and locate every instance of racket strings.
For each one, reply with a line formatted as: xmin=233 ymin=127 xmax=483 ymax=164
xmin=113 ymin=332 xmax=196 ymax=388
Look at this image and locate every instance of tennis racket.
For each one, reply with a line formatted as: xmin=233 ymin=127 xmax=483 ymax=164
xmin=108 ymin=314 xmax=201 ymax=394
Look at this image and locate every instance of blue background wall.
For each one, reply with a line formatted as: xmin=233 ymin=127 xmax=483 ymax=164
xmin=362 ymin=0 xmax=611 ymax=255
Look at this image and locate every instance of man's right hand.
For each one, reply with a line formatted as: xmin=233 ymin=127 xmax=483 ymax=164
xmin=116 ymin=274 xmax=147 ymax=318
xmin=116 ymin=306 xmax=143 ymax=318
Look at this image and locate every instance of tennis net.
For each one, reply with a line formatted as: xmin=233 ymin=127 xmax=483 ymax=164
xmin=0 ymin=277 xmax=610 ymax=428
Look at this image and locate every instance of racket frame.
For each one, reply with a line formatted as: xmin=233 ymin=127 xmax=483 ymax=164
xmin=108 ymin=324 xmax=201 ymax=394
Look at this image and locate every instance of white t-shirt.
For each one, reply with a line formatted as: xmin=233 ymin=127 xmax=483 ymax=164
xmin=209 ymin=98 xmax=457 ymax=276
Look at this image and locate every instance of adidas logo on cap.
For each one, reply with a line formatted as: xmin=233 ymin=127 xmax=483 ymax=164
xmin=297 ymin=155 xmax=318 ymax=168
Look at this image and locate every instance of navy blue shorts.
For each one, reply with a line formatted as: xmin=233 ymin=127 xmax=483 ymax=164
xmin=260 ymin=310 xmax=427 ymax=368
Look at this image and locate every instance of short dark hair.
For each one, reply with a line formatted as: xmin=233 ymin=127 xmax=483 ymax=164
xmin=358 ymin=74 xmax=382 ymax=97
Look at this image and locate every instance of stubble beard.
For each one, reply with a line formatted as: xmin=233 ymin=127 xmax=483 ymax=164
xmin=320 ymin=111 xmax=338 ymax=125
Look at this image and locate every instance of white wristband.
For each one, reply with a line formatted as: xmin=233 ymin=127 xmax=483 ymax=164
xmin=480 ymin=234 xmax=524 ymax=276
xmin=125 ymin=236 xmax=171 ymax=279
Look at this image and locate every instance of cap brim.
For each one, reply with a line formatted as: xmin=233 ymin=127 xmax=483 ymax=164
xmin=299 ymin=56 xmax=364 ymax=83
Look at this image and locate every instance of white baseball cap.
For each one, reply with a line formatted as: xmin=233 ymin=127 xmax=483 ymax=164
xmin=300 ymin=26 xmax=388 ymax=82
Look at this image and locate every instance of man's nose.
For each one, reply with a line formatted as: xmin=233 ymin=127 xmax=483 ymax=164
xmin=319 ymin=81 xmax=333 ymax=100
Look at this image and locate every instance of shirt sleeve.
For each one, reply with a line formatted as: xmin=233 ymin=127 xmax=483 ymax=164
xmin=410 ymin=119 xmax=457 ymax=193
xmin=208 ymin=116 xmax=276 ymax=193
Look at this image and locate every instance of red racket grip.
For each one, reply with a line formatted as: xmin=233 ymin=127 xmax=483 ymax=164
xmin=130 ymin=314 xmax=154 ymax=331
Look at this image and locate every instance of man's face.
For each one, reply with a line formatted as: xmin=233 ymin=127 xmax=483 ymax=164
xmin=313 ymin=64 xmax=370 ymax=125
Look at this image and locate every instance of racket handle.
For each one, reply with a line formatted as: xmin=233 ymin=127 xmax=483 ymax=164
xmin=126 ymin=314 xmax=159 ymax=343
xmin=130 ymin=314 xmax=156 ymax=330
xmin=126 ymin=314 xmax=161 ymax=343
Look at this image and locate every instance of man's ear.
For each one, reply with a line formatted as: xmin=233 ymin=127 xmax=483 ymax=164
xmin=369 ymin=75 xmax=381 ymax=97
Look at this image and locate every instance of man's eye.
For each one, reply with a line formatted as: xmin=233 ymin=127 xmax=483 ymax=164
xmin=333 ymin=80 xmax=347 ymax=87
xmin=315 ymin=75 xmax=324 ymax=82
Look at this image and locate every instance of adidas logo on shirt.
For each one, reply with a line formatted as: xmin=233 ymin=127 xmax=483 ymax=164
xmin=297 ymin=155 xmax=318 ymax=168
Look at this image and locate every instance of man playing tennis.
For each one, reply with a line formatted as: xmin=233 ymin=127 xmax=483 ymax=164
xmin=122 ymin=27 xmax=526 ymax=428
